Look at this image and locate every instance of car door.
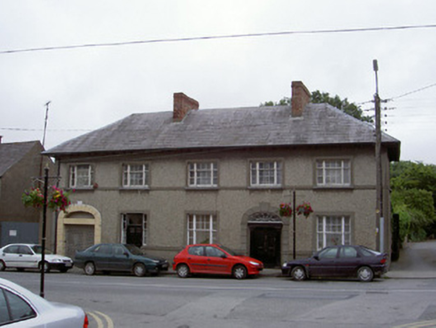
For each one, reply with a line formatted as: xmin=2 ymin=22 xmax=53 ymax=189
xmin=186 ymin=246 xmax=208 ymax=273
xmin=110 ymin=245 xmax=131 ymax=272
xmin=309 ymin=247 xmax=339 ymax=277
xmin=17 ymin=245 xmax=38 ymax=269
xmin=1 ymin=245 xmax=21 ymax=268
xmin=92 ymin=244 xmax=113 ymax=271
xmin=336 ymin=246 xmax=360 ymax=277
xmin=205 ymin=246 xmax=230 ymax=274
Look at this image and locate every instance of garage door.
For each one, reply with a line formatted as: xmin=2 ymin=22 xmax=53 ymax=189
xmin=64 ymin=225 xmax=94 ymax=258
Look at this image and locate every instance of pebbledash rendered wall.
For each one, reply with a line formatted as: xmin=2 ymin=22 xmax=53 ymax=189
xmin=56 ymin=143 xmax=391 ymax=262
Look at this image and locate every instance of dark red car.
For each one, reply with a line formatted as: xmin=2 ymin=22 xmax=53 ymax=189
xmin=173 ymin=244 xmax=264 ymax=279
xmin=282 ymin=245 xmax=388 ymax=282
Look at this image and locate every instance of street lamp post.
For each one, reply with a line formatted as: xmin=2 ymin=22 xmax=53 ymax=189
xmin=40 ymin=167 xmax=49 ymax=298
xmin=292 ymin=190 xmax=296 ymax=259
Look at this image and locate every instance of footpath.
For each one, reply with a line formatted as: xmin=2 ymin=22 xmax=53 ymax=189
xmin=385 ymin=240 xmax=436 ymax=279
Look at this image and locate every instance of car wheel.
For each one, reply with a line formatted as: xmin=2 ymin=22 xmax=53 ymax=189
xmin=291 ymin=266 xmax=307 ymax=281
xmin=84 ymin=262 xmax=96 ymax=276
xmin=357 ymin=266 xmax=374 ymax=282
xmin=177 ymin=264 xmax=190 ymax=278
xmin=133 ymin=263 xmax=147 ymax=277
xmin=0 ymin=261 xmax=5 ymax=271
xmin=39 ymin=262 xmax=50 ymax=273
xmin=233 ymin=264 xmax=247 ymax=280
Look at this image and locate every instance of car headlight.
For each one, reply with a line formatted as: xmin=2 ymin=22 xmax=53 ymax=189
xmin=51 ymin=259 xmax=63 ymax=263
xmin=249 ymin=261 xmax=260 ymax=266
xmin=282 ymin=262 xmax=289 ymax=267
xmin=151 ymin=260 xmax=160 ymax=263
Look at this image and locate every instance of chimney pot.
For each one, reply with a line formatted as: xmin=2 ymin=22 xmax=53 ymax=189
xmin=173 ymin=93 xmax=199 ymax=122
xmin=291 ymin=81 xmax=310 ymax=117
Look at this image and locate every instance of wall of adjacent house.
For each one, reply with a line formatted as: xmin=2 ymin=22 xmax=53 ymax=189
xmin=0 ymin=143 xmax=55 ymax=247
xmin=57 ymin=143 xmax=388 ymax=262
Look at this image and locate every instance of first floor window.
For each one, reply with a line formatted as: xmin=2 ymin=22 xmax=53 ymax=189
xmin=316 ymin=159 xmax=351 ymax=187
xmin=317 ymin=215 xmax=351 ymax=250
xmin=250 ymin=160 xmax=282 ymax=187
xmin=69 ymin=164 xmax=93 ymax=188
xmin=123 ymin=164 xmax=149 ymax=188
xmin=121 ymin=213 xmax=147 ymax=247
xmin=187 ymin=214 xmax=217 ymax=244
xmin=188 ymin=162 xmax=218 ymax=187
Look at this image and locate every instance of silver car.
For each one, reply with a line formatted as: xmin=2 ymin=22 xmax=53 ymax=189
xmin=0 ymin=244 xmax=73 ymax=273
xmin=0 ymin=277 xmax=88 ymax=327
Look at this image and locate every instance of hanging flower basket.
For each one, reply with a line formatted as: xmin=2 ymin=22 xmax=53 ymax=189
xmin=47 ymin=186 xmax=72 ymax=212
xmin=22 ymin=186 xmax=72 ymax=212
xmin=21 ymin=188 xmax=45 ymax=208
xmin=296 ymin=202 xmax=313 ymax=218
xmin=279 ymin=203 xmax=293 ymax=217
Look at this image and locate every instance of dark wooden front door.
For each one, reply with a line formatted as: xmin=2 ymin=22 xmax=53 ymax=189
xmin=250 ymin=226 xmax=281 ymax=268
xmin=126 ymin=225 xmax=142 ymax=248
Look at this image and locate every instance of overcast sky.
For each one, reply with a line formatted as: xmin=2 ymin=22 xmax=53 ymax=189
xmin=1 ymin=1 xmax=435 ymax=164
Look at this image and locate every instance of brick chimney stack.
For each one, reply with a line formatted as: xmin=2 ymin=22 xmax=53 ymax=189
xmin=291 ymin=81 xmax=311 ymax=117
xmin=173 ymin=93 xmax=199 ymax=122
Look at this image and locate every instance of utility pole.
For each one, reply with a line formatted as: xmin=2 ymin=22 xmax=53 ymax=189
xmin=373 ymin=59 xmax=384 ymax=252
xmin=42 ymin=101 xmax=50 ymax=147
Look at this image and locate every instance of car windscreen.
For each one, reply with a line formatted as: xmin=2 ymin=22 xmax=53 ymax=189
xmin=124 ymin=244 xmax=143 ymax=256
xmin=218 ymin=245 xmax=238 ymax=256
xmin=30 ymin=246 xmax=52 ymax=255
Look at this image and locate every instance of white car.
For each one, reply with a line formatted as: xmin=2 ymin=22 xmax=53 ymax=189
xmin=0 ymin=244 xmax=74 ymax=273
xmin=0 ymin=277 xmax=88 ymax=327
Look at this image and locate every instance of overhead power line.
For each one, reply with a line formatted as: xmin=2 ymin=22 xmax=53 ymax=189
xmin=0 ymin=127 xmax=91 ymax=132
xmin=1 ymin=24 xmax=436 ymax=55
xmin=386 ymin=82 xmax=436 ymax=101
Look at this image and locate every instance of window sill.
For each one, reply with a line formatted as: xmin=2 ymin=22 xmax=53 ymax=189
xmin=119 ymin=187 xmax=150 ymax=191
xmin=185 ymin=186 xmax=219 ymax=191
xmin=248 ymin=186 xmax=283 ymax=190
xmin=68 ymin=187 xmax=94 ymax=191
xmin=314 ymin=185 xmax=354 ymax=190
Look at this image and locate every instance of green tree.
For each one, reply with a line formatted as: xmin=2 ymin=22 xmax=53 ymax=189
xmin=260 ymin=90 xmax=372 ymax=122
xmin=391 ymin=161 xmax=436 ymax=241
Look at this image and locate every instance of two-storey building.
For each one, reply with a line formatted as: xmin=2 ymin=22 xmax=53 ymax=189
xmin=45 ymin=82 xmax=400 ymax=266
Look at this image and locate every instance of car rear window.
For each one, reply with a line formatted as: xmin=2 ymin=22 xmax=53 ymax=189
xmin=360 ymin=247 xmax=381 ymax=257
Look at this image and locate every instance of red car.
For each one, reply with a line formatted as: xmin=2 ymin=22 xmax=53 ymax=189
xmin=173 ymin=244 xmax=264 ymax=279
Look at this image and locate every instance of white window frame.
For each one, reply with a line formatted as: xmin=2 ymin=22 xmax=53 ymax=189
xmin=188 ymin=162 xmax=218 ymax=187
xmin=316 ymin=215 xmax=351 ymax=250
xmin=122 ymin=164 xmax=149 ymax=188
xmin=121 ymin=213 xmax=147 ymax=246
xmin=187 ymin=214 xmax=217 ymax=244
xmin=316 ymin=159 xmax=351 ymax=187
xmin=69 ymin=164 xmax=93 ymax=188
xmin=250 ymin=160 xmax=282 ymax=187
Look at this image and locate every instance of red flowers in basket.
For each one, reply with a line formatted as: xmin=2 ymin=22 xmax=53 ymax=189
xmin=279 ymin=203 xmax=292 ymax=217
xmin=296 ymin=202 xmax=313 ymax=218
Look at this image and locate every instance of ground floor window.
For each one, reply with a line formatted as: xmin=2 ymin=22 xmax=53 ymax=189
xmin=121 ymin=213 xmax=147 ymax=247
xmin=316 ymin=215 xmax=351 ymax=250
xmin=187 ymin=214 xmax=217 ymax=245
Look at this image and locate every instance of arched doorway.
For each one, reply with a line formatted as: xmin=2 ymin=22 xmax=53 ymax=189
xmin=57 ymin=204 xmax=101 ymax=258
xmin=248 ymin=212 xmax=283 ymax=268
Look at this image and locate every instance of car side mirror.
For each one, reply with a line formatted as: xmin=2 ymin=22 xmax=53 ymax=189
xmin=220 ymin=254 xmax=227 ymax=259
xmin=124 ymin=252 xmax=129 ymax=257
xmin=313 ymin=255 xmax=320 ymax=261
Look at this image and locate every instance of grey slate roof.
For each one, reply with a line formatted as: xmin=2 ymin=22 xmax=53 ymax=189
xmin=45 ymin=104 xmax=400 ymax=160
xmin=0 ymin=141 xmax=40 ymax=177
